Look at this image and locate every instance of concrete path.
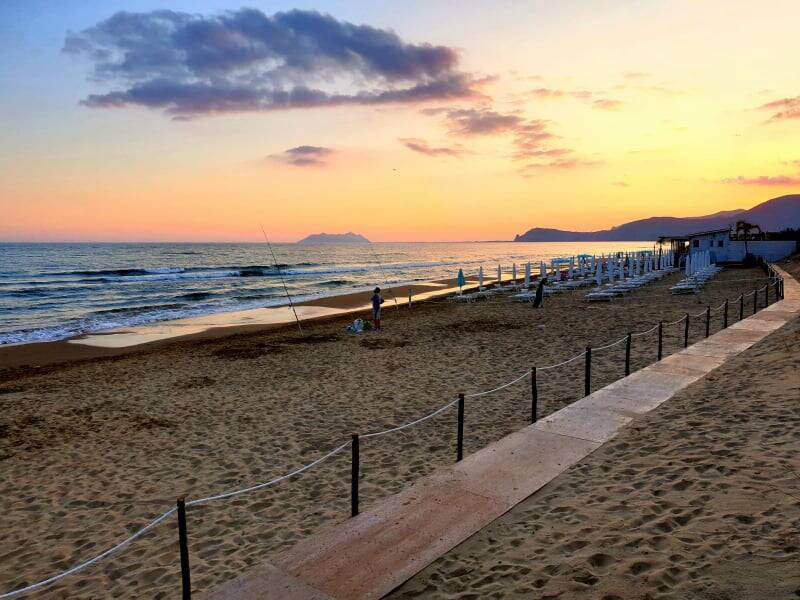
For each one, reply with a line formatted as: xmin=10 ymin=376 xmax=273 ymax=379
xmin=200 ymin=266 xmax=799 ymax=600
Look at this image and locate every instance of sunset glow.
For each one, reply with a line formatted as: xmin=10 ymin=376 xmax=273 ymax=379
xmin=1 ymin=0 xmax=799 ymax=242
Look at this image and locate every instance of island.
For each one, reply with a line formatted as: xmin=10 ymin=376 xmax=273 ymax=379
xmin=297 ymin=231 xmax=370 ymax=244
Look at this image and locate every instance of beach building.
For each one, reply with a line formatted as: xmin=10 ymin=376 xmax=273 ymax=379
xmin=660 ymin=227 xmax=796 ymax=264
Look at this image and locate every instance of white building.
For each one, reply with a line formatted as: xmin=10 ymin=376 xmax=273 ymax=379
xmin=685 ymin=228 xmax=795 ymax=263
xmin=663 ymin=228 xmax=796 ymax=264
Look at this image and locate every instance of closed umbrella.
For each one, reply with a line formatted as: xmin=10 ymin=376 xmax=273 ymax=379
xmin=595 ymin=259 xmax=602 ymax=286
xmin=497 ymin=264 xmax=502 ymax=286
xmin=478 ymin=266 xmax=484 ymax=291
xmin=540 ymin=262 xmax=547 ymax=281
xmin=524 ymin=262 xmax=531 ymax=287
xmin=512 ymin=262 xmax=517 ymax=284
xmin=568 ymin=258 xmax=574 ymax=280
xmin=457 ymin=268 xmax=465 ymax=294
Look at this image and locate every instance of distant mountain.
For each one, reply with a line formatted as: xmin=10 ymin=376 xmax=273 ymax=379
xmin=514 ymin=195 xmax=800 ymax=241
xmin=297 ymin=231 xmax=370 ymax=244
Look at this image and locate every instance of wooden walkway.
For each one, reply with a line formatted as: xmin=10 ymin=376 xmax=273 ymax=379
xmin=200 ymin=266 xmax=800 ymax=600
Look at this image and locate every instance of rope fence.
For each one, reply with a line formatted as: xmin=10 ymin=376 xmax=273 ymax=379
xmin=1 ymin=263 xmax=786 ymax=599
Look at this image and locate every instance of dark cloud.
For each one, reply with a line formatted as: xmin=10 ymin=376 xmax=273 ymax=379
xmin=65 ymin=9 xmax=480 ymax=117
xmin=720 ymin=175 xmax=800 ymax=186
xmin=398 ymin=138 xmax=464 ymax=157
xmin=271 ymin=145 xmax=333 ymax=167
xmin=757 ymin=96 xmax=800 ymax=123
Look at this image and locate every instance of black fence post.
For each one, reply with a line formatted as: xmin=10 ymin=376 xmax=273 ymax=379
xmin=456 ymin=393 xmax=465 ymax=462
xmin=683 ymin=314 xmax=690 ymax=348
xmin=624 ymin=333 xmax=632 ymax=376
xmin=764 ymin=284 xmax=770 ymax=307
xmin=705 ymin=306 xmax=711 ymax=338
xmin=739 ymin=294 xmax=744 ymax=321
xmin=753 ymin=288 xmax=757 ymax=314
xmin=657 ymin=321 xmax=663 ymax=361
xmin=723 ymin=299 xmax=728 ymax=329
xmin=177 ymin=497 xmax=191 ymax=600
xmin=530 ymin=367 xmax=538 ymax=424
xmin=584 ymin=346 xmax=592 ymax=397
xmin=350 ymin=433 xmax=360 ymax=517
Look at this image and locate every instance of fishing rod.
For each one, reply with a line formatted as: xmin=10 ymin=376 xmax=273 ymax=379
xmin=367 ymin=242 xmax=400 ymax=312
xmin=259 ymin=224 xmax=302 ymax=334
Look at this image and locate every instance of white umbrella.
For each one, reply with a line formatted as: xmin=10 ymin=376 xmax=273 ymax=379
xmin=479 ymin=266 xmax=484 ymax=291
xmin=512 ymin=262 xmax=517 ymax=284
xmin=685 ymin=254 xmax=692 ymax=276
xmin=568 ymin=258 xmax=574 ymax=280
xmin=595 ymin=259 xmax=602 ymax=286
xmin=540 ymin=261 xmax=547 ymax=280
xmin=524 ymin=262 xmax=531 ymax=287
xmin=579 ymin=257 xmax=585 ymax=277
xmin=497 ymin=264 xmax=502 ymax=286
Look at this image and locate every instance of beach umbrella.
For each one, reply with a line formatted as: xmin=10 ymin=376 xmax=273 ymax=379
xmin=579 ymin=257 xmax=585 ymax=277
xmin=497 ymin=264 xmax=502 ymax=286
xmin=685 ymin=254 xmax=692 ymax=276
xmin=568 ymin=258 xmax=574 ymax=280
xmin=478 ymin=266 xmax=484 ymax=291
xmin=457 ymin=268 xmax=465 ymax=294
xmin=512 ymin=262 xmax=517 ymax=284
xmin=540 ymin=261 xmax=547 ymax=281
xmin=524 ymin=262 xmax=531 ymax=287
xmin=595 ymin=259 xmax=602 ymax=286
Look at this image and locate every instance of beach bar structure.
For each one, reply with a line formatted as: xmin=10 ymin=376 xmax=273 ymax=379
xmin=659 ymin=227 xmax=796 ymax=265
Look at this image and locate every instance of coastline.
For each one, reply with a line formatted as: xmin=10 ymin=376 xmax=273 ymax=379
xmin=0 ymin=274 xmax=489 ymax=371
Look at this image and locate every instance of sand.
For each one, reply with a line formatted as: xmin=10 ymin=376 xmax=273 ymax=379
xmin=390 ymin=262 xmax=800 ymax=599
xmin=0 ymin=265 xmax=784 ymax=599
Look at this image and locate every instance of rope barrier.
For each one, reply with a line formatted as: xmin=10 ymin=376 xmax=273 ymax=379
xmin=464 ymin=368 xmax=531 ymax=398
xmin=664 ymin=315 xmax=687 ymax=326
xmin=538 ymin=351 xmax=586 ymax=371
xmin=592 ymin=335 xmax=629 ymax=351
xmin=187 ymin=442 xmax=350 ymax=507
xmin=691 ymin=308 xmax=708 ymax=318
xmin=0 ymin=508 xmax=177 ymax=599
xmin=631 ymin=323 xmax=660 ymax=338
xmin=362 ymin=399 xmax=459 ymax=438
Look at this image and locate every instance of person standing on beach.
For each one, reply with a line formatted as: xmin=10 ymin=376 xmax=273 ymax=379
xmin=371 ymin=287 xmax=385 ymax=330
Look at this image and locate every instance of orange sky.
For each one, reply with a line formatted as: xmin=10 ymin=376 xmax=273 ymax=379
xmin=1 ymin=0 xmax=798 ymax=242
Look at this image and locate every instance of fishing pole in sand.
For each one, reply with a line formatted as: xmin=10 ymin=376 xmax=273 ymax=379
xmin=259 ymin=224 xmax=303 ymax=334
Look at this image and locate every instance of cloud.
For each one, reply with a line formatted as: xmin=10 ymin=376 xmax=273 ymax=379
xmin=523 ymin=158 xmax=602 ymax=171
xmin=720 ymin=175 xmax=800 ymax=186
xmin=622 ymin=71 xmax=650 ymax=80
xmin=756 ymin=96 xmax=800 ymax=122
xmin=398 ymin=138 xmax=464 ymax=157
xmin=530 ymin=87 xmax=566 ymax=98
xmin=592 ymin=99 xmax=622 ymax=110
xmin=272 ymin=145 xmax=333 ymax=167
xmin=612 ymin=180 xmax=629 ymax=187
xmin=439 ymin=108 xmax=524 ymax=136
xmin=64 ymin=9 xmax=481 ymax=117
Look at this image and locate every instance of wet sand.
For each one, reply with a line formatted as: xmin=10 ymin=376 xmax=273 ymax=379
xmin=0 ymin=266 xmax=782 ymax=599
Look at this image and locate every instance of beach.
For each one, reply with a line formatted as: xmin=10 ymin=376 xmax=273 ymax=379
xmin=391 ymin=256 xmax=800 ymax=599
xmin=0 ymin=264 xmax=784 ymax=599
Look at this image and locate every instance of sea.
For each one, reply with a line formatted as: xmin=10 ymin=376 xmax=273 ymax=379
xmin=0 ymin=241 xmax=653 ymax=345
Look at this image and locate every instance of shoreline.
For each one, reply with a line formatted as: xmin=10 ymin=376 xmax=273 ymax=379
xmin=0 ymin=273 xmax=495 ymax=371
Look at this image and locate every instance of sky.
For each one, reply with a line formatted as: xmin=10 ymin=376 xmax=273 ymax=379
xmin=0 ymin=0 xmax=799 ymax=242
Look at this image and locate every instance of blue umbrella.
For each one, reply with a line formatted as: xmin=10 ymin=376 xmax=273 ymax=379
xmin=457 ymin=268 xmax=465 ymax=293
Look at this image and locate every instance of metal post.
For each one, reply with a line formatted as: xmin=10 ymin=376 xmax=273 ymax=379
xmin=456 ymin=393 xmax=465 ymax=462
xmin=705 ymin=306 xmax=710 ymax=338
xmin=657 ymin=321 xmax=663 ymax=361
xmin=753 ymin=287 xmax=757 ymax=314
xmin=350 ymin=433 xmax=359 ymax=517
xmin=739 ymin=294 xmax=744 ymax=321
xmin=530 ymin=367 xmax=538 ymax=424
xmin=584 ymin=346 xmax=592 ymax=397
xmin=723 ymin=299 xmax=728 ymax=328
xmin=683 ymin=314 xmax=690 ymax=348
xmin=764 ymin=284 xmax=770 ymax=307
xmin=624 ymin=333 xmax=632 ymax=376
xmin=177 ymin=497 xmax=191 ymax=600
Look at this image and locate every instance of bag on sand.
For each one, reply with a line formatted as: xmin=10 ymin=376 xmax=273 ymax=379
xmin=346 ymin=319 xmax=365 ymax=333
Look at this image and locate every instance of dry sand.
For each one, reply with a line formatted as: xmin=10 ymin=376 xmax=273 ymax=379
xmin=391 ymin=262 xmax=800 ymax=599
xmin=0 ymin=266 xmax=784 ymax=598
